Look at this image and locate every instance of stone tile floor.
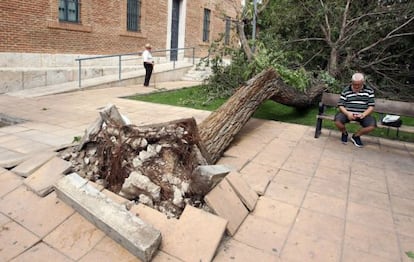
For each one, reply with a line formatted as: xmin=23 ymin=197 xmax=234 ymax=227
xmin=0 ymin=81 xmax=413 ymax=261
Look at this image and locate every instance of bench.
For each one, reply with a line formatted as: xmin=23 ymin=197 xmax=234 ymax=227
xmin=314 ymin=92 xmax=414 ymax=138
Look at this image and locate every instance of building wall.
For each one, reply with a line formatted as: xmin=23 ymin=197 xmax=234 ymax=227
xmin=0 ymin=0 xmax=240 ymax=58
xmin=185 ymin=1 xmax=240 ymax=58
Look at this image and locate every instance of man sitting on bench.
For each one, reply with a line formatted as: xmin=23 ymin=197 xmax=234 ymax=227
xmin=334 ymin=72 xmax=376 ymax=147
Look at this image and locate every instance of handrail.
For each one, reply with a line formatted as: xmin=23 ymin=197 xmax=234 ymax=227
xmin=75 ymin=47 xmax=196 ymax=88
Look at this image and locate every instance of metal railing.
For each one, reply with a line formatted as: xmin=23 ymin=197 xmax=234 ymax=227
xmin=75 ymin=47 xmax=196 ymax=88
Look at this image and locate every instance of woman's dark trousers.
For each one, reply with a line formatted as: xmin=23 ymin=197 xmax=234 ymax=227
xmin=143 ymin=62 xmax=153 ymax=86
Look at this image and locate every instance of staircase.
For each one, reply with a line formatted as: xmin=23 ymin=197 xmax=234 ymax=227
xmin=181 ymin=64 xmax=212 ymax=82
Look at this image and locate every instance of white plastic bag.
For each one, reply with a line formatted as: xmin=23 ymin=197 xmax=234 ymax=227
xmin=382 ymin=114 xmax=400 ymax=123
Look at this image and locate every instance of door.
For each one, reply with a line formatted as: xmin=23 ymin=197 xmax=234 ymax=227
xmin=170 ymin=0 xmax=180 ymax=61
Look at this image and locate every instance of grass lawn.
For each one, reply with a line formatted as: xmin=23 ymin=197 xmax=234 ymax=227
xmin=126 ymin=85 xmax=414 ymax=143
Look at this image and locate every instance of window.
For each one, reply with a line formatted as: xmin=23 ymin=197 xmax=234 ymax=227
xmin=59 ymin=0 xmax=79 ymax=23
xmin=202 ymin=9 xmax=211 ymax=42
xmin=127 ymin=0 xmax=141 ymax=32
xmin=225 ymin=16 xmax=231 ymax=45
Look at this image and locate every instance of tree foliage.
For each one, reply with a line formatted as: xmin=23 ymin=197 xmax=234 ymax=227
xmin=206 ymin=0 xmax=414 ymax=101
xmin=259 ymin=0 xmax=414 ymax=100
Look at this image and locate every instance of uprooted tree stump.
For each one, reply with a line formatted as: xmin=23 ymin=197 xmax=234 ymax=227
xmin=59 ymin=68 xmax=325 ymax=217
xmin=60 ymin=107 xmax=213 ymax=217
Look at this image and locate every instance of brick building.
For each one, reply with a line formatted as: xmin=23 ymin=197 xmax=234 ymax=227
xmin=0 ymin=0 xmax=241 ymax=58
xmin=0 ymin=0 xmax=241 ymax=93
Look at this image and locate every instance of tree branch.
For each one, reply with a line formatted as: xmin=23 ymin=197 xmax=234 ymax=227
xmin=286 ymin=37 xmax=326 ymax=43
xmin=319 ymin=0 xmax=332 ymax=44
xmin=337 ymin=0 xmax=351 ymax=44
xmin=357 ymin=16 xmax=414 ymax=55
xmin=386 ymin=16 xmax=414 ymax=38
xmin=257 ymin=0 xmax=270 ymax=14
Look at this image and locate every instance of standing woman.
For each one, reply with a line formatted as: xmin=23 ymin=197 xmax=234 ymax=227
xmin=142 ymin=43 xmax=154 ymax=87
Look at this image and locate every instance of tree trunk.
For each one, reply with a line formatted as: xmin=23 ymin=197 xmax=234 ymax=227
xmin=199 ymin=68 xmax=325 ymax=163
xmin=236 ymin=21 xmax=254 ymax=62
xmin=328 ymin=47 xmax=339 ymax=77
xmin=268 ymin=81 xmax=326 ymax=108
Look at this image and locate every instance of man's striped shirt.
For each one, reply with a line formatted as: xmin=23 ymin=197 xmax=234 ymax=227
xmin=337 ymin=85 xmax=375 ymax=113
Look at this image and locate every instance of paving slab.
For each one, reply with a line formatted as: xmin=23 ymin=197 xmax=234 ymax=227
xmin=346 ymin=202 xmax=394 ymax=231
xmin=161 ymin=205 xmax=227 ymax=262
xmin=54 ymin=173 xmax=161 ymax=262
xmin=23 ymin=156 xmax=72 ymax=196
xmin=264 ymin=179 xmax=307 ymax=206
xmin=129 ymin=203 xmax=177 ymax=248
xmin=341 ymin=244 xmax=397 ymax=262
xmin=0 ymin=167 xmax=7 ymax=175
xmin=0 ymin=187 xmax=74 ymax=238
xmin=398 ymin=234 xmax=414 ymax=262
xmin=348 ymin=185 xmax=390 ymax=210
xmin=43 ymin=212 xmax=106 ymax=260
xmin=234 ymin=215 xmax=289 ymax=256
xmin=252 ymin=196 xmax=299 ymax=227
xmin=1 ymin=137 xmax=53 ymax=154
xmin=302 ymin=191 xmax=346 ymax=218
xmin=281 ymin=227 xmax=342 ymax=262
xmin=78 ymin=236 xmax=142 ymax=262
xmin=213 ymin=238 xmax=280 ymax=262
xmin=344 ymin=221 xmax=400 ymax=261
xmin=225 ymin=171 xmax=258 ymax=211
xmin=0 ymin=147 xmax=28 ymax=168
xmin=273 ymin=169 xmax=311 ymax=190
xmin=0 ymin=169 xmax=23 ymax=198
xmin=308 ymin=177 xmax=349 ymax=201
xmin=110 ymin=205 xmax=183 ymax=261
xmin=151 ymin=251 xmax=183 ymax=262
xmin=0 ymin=213 xmax=11 ymax=225
xmin=11 ymin=242 xmax=73 ymax=262
xmin=205 ymin=178 xmax=248 ymax=236
xmin=294 ymin=208 xmax=344 ymax=242
xmin=239 ymin=161 xmax=276 ymax=195
xmin=11 ymin=150 xmax=56 ymax=177
xmin=252 ymin=138 xmax=294 ymax=168
xmin=391 ymin=195 xmax=414 ymax=217
xmin=0 ymin=220 xmax=40 ymax=261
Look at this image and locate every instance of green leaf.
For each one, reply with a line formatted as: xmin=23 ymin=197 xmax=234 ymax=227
xmin=406 ymin=251 xmax=414 ymax=258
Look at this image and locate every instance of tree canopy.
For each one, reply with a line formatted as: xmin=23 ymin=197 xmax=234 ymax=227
xmin=213 ymin=0 xmax=414 ymax=101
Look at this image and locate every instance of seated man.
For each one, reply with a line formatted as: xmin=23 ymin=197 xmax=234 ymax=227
xmin=334 ymin=72 xmax=376 ymax=147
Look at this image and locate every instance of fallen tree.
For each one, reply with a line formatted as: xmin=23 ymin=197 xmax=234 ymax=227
xmin=60 ymin=68 xmax=325 ymax=217
xmin=199 ymin=68 xmax=325 ymax=163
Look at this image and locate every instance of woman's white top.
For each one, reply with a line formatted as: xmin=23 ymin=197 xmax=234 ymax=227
xmin=142 ymin=49 xmax=153 ymax=63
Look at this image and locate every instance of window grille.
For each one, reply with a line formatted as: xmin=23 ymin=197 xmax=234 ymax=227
xmin=225 ymin=17 xmax=231 ymax=45
xmin=127 ymin=0 xmax=141 ymax=32
xmin=59 ymin=0 xmax=79 ymax=22
xmin=203 ymin=9 xmax=211 ymax=42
